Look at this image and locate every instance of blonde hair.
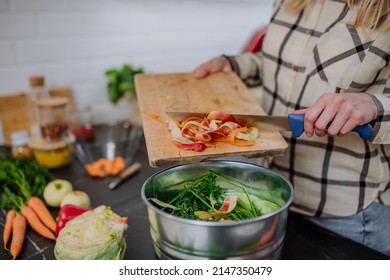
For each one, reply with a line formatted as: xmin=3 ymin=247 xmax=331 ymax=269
xmin=284 ymin=0 xmax=390 ymax=31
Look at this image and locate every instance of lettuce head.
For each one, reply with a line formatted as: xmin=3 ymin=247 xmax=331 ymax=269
xmin=54 ymin=205 xmax=128 ymax=260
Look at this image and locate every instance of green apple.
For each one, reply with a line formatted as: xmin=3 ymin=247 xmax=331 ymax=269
xmin=60 ymin=190 xmax=91 ymax=208
xmin=43 ymin=179 xmax=73 ymax=207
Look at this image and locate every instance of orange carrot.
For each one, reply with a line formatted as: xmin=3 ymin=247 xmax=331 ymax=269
xmin=10 ymin=214 xmax=26 ymax=260
xmin=148 ymin=112 xmax=168 ymax=125
xmin=109 ymin=157 xmax=125 ymax=175
xmin=102 ymin=159 xmax=114 ymax=174
xmin=3 ymin=209 xmax=16 ymax=250
xmin=27 ymin=197 xmax=56 ymax=232
xmin=21 ymin=206 xmax=56 ymax=240
xmin=85 ymin=162 xmax=105 ymax=177
xmin=86 ymin=157 xmax=126 ymax=177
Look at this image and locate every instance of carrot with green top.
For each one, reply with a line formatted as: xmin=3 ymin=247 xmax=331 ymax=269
xmin=10 ymin=214 xmax=26 ymax=260
xmin=21 ymin=205 xmax=56 ymax=240
xmin=27 ymin=197 xmax=56 ymax=232
xmin=3 ymin=209 xmax=16 ymax=250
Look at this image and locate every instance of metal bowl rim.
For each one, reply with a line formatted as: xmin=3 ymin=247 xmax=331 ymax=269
xmin=141 ymin=160 xmax=294 ymax=227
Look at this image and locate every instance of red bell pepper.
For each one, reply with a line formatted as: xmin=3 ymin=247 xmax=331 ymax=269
xmin=55 ymin=204 xmax=91 ymax=236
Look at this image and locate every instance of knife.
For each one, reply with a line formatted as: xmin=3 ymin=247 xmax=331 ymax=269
xmin=108 ymin=162 xmax=142 ymax=190
xmin=107 ymin=125 xmax=144 ymax=190
xmin=165 ymin=112 xmax=373 ymax=140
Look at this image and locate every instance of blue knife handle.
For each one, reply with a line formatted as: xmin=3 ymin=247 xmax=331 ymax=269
xmin=352 ymin=123 xmax=373 ymax=140
xmin=287 ymin=114 xmax=305 ymax=138
xmin=287 ymin=114 xmax=373 ymax=140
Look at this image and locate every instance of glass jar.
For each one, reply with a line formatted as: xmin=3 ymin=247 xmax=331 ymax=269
xmin=10 ymin=130 xmax=34 ymax=160
xmin=69 ymin=106 xmax=95 ymax=142
xmin=36 ymin=97 xmax=69 ymax=142
xmin=28 ymin=75 xmax=50 ymax=138
xmin=28 ymin=137 xmax=72 ymax=168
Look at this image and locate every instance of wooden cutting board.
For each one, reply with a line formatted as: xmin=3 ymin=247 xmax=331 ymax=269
xmin=135 ymin=72 xmax=288 ymax=167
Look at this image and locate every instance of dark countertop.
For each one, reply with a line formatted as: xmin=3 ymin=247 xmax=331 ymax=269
xmin=0 ymin=139 xmax=388 ymax=260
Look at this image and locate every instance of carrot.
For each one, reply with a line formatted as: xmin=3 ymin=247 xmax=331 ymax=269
xmin=10 ymin=214 xmax=26 ymax=260
xmin=85 ymin=157 xmax=126 ymax=177
xmin=85 ymin=162 xmax=105 ymax=177
xmin=21 ymin=205 xmax=56 ymax=240
xmin=109 ymin=156 xmax=125 ymax=175
xmin=27 ymin=197 xmax=56 ymax=232
xmin=102 ymin=159 xmax=114 ymax=174
xmin=3 ymin=209 xmax=16 ymax=250
xmin=148 ymin=112 xmax=168 ymax=125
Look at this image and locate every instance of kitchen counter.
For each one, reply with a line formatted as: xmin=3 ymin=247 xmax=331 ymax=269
xmin=0 ymin=140 xmax=388 ymax=260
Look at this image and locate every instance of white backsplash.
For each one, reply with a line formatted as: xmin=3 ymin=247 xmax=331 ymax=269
xmin=0 ymin=0 xmax=273 ymax=144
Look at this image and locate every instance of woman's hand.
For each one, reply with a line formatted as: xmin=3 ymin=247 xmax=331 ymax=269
xmin=192 ymin=56 xmax=232 ymax=79
xmin=293 ymin=93 xmax=378 ymax=138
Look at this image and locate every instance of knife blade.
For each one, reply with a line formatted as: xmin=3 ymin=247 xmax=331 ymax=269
xmin=165 ymin=111 xmax=373 ymax=140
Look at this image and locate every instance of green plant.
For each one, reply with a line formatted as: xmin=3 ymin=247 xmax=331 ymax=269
xmin=105 ymin=64 xmax=144 ymax=105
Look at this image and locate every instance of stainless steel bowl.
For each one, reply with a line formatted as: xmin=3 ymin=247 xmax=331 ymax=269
xmin=141 ymin=161 xmax=293 ymax=260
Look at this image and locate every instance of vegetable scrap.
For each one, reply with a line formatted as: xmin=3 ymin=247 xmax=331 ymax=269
xmin=85 ymin=156 xmax=126 ymax=177
xmin=153 ymin=111 xmax=259 ymax=152
xmin=150 ymin=170 xmax=285 ymax=222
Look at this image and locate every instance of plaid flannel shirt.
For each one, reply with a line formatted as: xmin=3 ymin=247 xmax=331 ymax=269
xmin=229 ymin=0 xmax=390 ymax=217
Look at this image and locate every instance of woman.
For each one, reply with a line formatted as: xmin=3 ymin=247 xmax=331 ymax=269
xmin=193 ymin=0 xmax=390 ymax=255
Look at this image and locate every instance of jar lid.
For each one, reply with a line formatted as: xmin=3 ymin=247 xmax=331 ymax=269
xmin=29 ymin=75 xmax=45 ymax=87
xmin=11 ymin=130 xmax=30 ymax=146
xmin=36 ymin=97 xmax=68 ymax=108
xmin=28 ymin=137 xmax=67 ymax=150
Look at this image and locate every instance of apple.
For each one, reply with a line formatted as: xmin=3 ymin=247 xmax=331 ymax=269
xmin=43 ymin=179 xmax=73 ymax=207
xmin=60 ymin=190 xmax=91 ymax=208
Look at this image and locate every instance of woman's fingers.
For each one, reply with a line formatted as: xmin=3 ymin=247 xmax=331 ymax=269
xmin=193 ymin=56 xmax=232 ymax=79
xmin=296 ymin=93 xmax=377 ymax=138
xmin=192 ymin=63 xmax=210 ymax=79
xmin=313 ymin=104 xmax=338 ymax=137
xmin=300 ymin=98 xmax=327 ymax=138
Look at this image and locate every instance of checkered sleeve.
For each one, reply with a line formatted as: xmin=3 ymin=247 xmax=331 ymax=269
xmin=225 ymin=52 xmax=264 ymax=87
xmin=370 ymin=86 xmax=390 ymax=144
xmin=364 ymin=31 xmax=390 ymax=144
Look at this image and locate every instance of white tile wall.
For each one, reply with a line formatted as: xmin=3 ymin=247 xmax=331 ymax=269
xmin=0 ymin=41 xmax=15 ymax=65
xmin=0 ymin=0 xmax=10 ymax=11
xmin=0 ymin=0 xmax=273 ymax=144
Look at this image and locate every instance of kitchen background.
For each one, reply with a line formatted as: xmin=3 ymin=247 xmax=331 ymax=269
xmin=0 ymin=0 xmax=273 ymax=145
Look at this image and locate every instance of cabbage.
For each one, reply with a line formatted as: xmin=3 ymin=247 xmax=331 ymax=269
xmin=54 ymin=205 xmax=128 ymax=260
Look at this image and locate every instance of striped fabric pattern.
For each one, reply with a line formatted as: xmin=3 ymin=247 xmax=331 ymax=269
xmin=229 ymin=0 xmax=390 ymax=217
